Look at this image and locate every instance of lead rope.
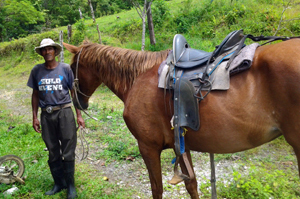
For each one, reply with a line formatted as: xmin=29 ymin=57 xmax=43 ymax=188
xmin=73 ymin=47 xmax=98 ymax=121
xmin=75 ymin=126 xmax=89 ymax=161
xmin=73 ymin=48 xmax=97 ymax=161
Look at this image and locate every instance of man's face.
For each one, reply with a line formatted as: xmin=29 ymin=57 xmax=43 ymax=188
xmin=41 ymin=46 xmax=56 ymax=62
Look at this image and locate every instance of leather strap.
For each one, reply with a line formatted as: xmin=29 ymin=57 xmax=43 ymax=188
xmin=42 ymin=103 xmax=72 ymax=113
xmin=182 ymin=152 xmax=195 ymax=180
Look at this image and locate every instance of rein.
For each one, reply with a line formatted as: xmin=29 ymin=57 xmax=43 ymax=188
xmin=73 ymin=47 xmax=98 ymax=121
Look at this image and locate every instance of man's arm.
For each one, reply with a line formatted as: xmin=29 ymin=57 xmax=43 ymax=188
xmin=71 ymin=89 xmax=85 ymax=128
xmin=32 ymin=89 xmax=41 ymax=133
xmin=75 ymin=107 xmax=85 ymax=128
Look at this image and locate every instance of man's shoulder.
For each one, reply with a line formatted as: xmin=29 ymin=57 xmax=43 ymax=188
xmin=59 ymin=63 xmax=71 ymax=69
xmin=31 ymin=63 xmax=44 ymax=72
xmin=33 ymin=63 xmax=44 ymax=68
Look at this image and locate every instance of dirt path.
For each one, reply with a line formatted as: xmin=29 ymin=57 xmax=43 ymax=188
xmin=0 ymin=86 xmax=32 ymax=123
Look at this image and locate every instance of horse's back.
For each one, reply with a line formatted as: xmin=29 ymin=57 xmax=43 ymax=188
xmin=253 ymin=39 xmax=300 ymax=103
xmin=254 ymin=39 xmax=300 ymax=73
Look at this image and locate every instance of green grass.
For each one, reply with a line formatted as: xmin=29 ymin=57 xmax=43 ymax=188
xmin=1 ymin=0 xmax=300 ymax=198
xmin=0 ymin=88 xmax=143 ymax=198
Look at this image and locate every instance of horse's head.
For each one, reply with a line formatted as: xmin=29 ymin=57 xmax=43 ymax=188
xmin=64 ymin=41 xmax=171 ymax=107
xmin=63 ymin=42 xmax=102 ymax=110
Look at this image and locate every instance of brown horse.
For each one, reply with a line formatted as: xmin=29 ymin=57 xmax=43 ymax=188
xmin=63 ymin=40 xmax=300 ymax=199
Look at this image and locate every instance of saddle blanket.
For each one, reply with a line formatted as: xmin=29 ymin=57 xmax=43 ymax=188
xmin=158 ymin=43 xmax=260 ymax=90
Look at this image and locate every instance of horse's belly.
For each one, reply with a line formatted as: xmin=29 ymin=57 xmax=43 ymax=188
xmin=185 ymin=122 xmax=282 ymax=154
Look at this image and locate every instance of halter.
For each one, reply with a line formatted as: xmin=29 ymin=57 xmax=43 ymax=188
xmin=73 ymin=47 xmax=98 ymax=121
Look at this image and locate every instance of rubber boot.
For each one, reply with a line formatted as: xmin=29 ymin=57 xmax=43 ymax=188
xmin=45 ymin=160 xmax=67 ymax=195
xmin=63 ymin=161 xmax=77 ymax=199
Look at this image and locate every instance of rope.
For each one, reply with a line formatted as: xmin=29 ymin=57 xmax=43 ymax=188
xmin=75 ymin=126 xmax=89 ymax=161
xmin=73 ymin=47 xmax=98 ymax=121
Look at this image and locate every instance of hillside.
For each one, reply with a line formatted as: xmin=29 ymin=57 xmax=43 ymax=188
xmin=1 ymin=0 xmax=300 ymax=198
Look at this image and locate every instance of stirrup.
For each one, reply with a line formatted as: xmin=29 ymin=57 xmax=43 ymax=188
xmin=167 ymin=155 xmax=190 ymax=185
xmin=168 ymin=170 xmax=190 ymax=185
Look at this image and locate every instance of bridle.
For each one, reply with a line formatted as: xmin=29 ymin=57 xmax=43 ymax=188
xmin=73 ymin=48 xmax=91 ymax=98
xmin=73 ymin=47 xmax=98 ymax=121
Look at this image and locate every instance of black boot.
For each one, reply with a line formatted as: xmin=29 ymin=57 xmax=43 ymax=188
xmin=45 ymin=160 xmax=67 ymax=195
xmin=63 ymin=161 xmax=77 ymax=199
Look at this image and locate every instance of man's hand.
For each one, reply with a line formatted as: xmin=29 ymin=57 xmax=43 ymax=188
xmin=33 ymin=118 xmax=41 ymax=133
xmin=77 ymin=115 xmax=85 ymax=128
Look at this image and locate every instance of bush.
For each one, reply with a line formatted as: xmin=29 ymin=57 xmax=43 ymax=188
xmin=72 ymin=19 xmax=87 ymax=45
xmin=111 ymin=18 xmax=141 ymax=43
xmin=152 ymin=0 xmax=170 ymax=29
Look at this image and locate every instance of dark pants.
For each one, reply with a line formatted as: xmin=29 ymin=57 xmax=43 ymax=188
xmin=41 ymin=107 xmax=77 ymax=163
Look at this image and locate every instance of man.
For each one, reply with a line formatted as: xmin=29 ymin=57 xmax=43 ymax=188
xmin=27 ymin=38 xmax=85 ymax=199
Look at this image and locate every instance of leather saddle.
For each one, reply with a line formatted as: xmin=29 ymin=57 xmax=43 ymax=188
xmin=169 ymin=29 xmax=245 ymax=156
xmin=173 ymin=29 xmax=244 ymax=69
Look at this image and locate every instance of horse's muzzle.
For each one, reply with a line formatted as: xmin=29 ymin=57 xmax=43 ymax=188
xmin=72 ymin=98 xmax=88 ymax=110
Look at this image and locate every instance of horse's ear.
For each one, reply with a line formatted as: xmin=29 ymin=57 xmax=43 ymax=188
xmin=63 ymin=42 xmax=79 ymax=54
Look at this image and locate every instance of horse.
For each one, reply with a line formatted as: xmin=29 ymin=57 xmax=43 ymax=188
xmin=63 ymin=39 xmax=300 ymax=199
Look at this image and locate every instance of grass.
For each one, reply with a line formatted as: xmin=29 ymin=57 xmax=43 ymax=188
xmin=0 ymin=87 xmax=144 ymax=198
xmin=1 ymin=0 xmax=300 ymax=198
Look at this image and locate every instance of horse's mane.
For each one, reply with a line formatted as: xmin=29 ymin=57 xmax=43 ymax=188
xmin=73 ymin=41 xmax=170 ymax=92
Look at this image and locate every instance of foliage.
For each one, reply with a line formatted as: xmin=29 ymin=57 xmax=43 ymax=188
xmin=110 ymin=18 xmax=141 ymax=44
xmin=72 ymin=19 xmax=87 ymax=45
xmin=1 ymin=0 xmax=45 ymax=41
xmin=217 ymin=165 xmax=299 ymax=199
xmin=197 ymin=164 xmax=296 ymax=199
xmin=0 ymin=31 xmax=63 ymax=58
xmin=0 ymin=0 xmax=134 ymax=42
xmin=151 ymin=0 xmax=170 ymax=28
xmin=2 ymin=0 xmax=300 ymax=49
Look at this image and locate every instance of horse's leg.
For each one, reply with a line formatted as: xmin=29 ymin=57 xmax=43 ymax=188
xmin=282 ymin=126 xmax=300 ymax=179
xmin=283 ymin=133 xmax=300 ymax=182
xmin=138 ymin=142 xmax=163 ymax=199
xmin=280 ymin=115 xmax=300 ymax=181
xmin=179 ymin=149 xmax=199 ymax=199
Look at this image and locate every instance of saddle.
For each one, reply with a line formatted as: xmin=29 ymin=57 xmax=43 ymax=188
xmin=166 ymin=29 xmax=248 ymax=184
xmin=169 ymin=30 xmax=245 ymax=131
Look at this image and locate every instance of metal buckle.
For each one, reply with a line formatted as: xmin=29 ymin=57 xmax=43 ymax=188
xmin=45 ymin=106 xmax=53 ymax=113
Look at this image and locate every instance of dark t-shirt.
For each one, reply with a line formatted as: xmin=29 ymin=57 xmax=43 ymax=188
xmin=27 ymin=63 xmax=74 ymax=108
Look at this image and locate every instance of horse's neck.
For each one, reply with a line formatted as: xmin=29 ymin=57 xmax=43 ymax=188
xmin=99 ymin=50 xmax=168 ymax=102
xmin=100 ymin=65 xmax=138 ymax=102
xmin=108 ymin=83 xmax=131 ymax=102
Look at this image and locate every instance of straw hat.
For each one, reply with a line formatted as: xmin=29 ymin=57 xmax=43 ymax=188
xmin=35 ymin=38 xmax=62 ymax=56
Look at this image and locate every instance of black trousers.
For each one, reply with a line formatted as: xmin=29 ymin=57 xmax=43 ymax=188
xmin=41 ymin=107 xmax=77 ymax=163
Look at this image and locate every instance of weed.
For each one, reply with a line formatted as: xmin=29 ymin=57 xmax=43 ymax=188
xmin=218 ymin=165 xmax=299 ymax=199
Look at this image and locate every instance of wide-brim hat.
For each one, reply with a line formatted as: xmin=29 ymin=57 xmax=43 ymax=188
xmin=35 ymin=38 xmax=62 ymax=56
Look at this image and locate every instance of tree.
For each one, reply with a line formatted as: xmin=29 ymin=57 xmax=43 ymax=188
xmin=2 ymin=0 xmax=45 ymax=40
xmin=274 ymin=0 xmax=300 ymax=36
xmin=131 ymin=0 xmax=153 ymax=51
xmin=88 ymin=0 xmax=102 ymax=44
xmin=0 ymin=4 xmax=6 ymax=42
xmin=146 ymin=1 xmax=156 ymax=45
xmin=29 ymin=0 xmax=86 ymax=29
